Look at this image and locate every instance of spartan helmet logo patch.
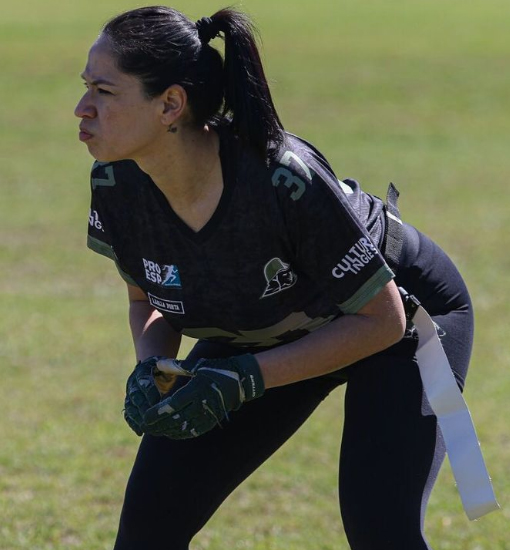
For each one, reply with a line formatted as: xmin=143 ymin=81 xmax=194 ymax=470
xmin=260 ymin=258 xmax=298 ymax=298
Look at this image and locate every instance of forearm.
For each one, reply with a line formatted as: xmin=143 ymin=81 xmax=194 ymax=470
xmin=129 ymin=300 xmax=181 ymax=362
xmin=255 ymin=282 xmax=406 ymax=389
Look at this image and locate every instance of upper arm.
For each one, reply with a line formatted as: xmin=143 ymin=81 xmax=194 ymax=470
xmin=356 ymin=280 xmax=406 ymax=341
xmin=127 ymin=282 xmax=148 ymax=302
xmin=88 ymin=161 xmax=139 ymax=286
xmin=275 ymin=152 xmax=393 ymax=314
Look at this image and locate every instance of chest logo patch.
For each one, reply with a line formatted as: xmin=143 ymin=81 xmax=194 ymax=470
xmin=261 ymin=258 xmax=297 ymax=298
xmin=143 ymin=258 xmax=182 ymax=288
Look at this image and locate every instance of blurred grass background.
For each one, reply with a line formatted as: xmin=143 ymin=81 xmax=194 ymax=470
xmin=1 ymin=0 xmax=509 ymax=548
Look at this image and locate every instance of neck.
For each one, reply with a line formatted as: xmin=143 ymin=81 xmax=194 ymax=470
xmin=135 ymin=124 xmax=223 ymax=232
xmin=137 ymin=125 xmax=220 ymax=200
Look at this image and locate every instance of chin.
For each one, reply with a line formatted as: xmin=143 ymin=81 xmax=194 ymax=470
xmin=90 ymin=149 xmax=125 ymax=163
xmin=86 ymin=141 xmax=134 ymax=164
xmin=93 ymin=154 xmax=117 ymax=163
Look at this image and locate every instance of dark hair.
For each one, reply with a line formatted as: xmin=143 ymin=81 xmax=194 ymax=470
xmin=102 ymin=6 xmax=284 ymax=157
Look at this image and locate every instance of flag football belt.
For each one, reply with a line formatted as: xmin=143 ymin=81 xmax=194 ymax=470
xmin=383 ymin=184 xmax=499 ymax=520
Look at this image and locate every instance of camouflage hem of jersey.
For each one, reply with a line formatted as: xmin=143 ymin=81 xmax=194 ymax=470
xmin=338 ymin=264 xmax=395 ymax=315
xmin=87 ymin=235 xmax=138 ymax=286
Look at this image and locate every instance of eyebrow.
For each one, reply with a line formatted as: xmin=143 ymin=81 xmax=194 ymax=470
xmin=80 ymin=73 xmax=117 ymax=87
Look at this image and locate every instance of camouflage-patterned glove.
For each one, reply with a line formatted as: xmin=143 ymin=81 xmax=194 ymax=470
xmin=123 ymin=356 xmax=192 ymax=436
xmin=142 ymin=355 xmax=265 ymax=439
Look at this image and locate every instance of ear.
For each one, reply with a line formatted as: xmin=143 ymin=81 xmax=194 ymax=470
xmin=159 ymin=85 xmax=188 ymax=126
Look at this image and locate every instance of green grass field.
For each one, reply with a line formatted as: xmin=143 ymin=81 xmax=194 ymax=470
xmin=1 ymin=0 xmax=509 ymax=548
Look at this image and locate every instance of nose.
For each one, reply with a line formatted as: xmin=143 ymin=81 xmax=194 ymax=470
xmin=74 ymin=91 xmax=96 ymax=119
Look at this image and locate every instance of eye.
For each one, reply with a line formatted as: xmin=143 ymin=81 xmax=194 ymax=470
xmin=82 ymin=83 xmax=112 ymax=95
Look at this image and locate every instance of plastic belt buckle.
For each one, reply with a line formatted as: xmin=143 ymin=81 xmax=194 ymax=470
xmin=398 ymin=286 xmax=420 ymax=322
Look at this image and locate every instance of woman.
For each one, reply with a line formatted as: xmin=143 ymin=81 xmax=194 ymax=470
xmin=75 ymin=6 xmax=475 ymax=549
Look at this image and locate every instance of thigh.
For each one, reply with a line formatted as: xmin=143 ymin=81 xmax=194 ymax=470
xmin=396 ymin=223 xmax=474 ymax=388
xmin=339 ymin=340 xmax=443 ymax=550
xmin=114 ymin=341 xmax=339 ymax=550
xmin=339 ymin=225 xmax=475 ymax=549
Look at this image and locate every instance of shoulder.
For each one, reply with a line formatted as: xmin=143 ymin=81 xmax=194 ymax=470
xmin=267 ymin=132 xmax=344 ymax=204
xmin=88 ymin=160 xmax=150 ymax=236
xmin=90 ymin=159 xmax=146 ymax=192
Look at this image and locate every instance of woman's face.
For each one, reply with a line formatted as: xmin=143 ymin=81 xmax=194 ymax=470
xmin=74 ymin=35 xmax=164 ymax=162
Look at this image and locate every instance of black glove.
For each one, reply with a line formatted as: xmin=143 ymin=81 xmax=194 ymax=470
xmin=123 ymin=356 xmax=192 ymax=435
xmin=142 ymin=355 xmax=265 ymax=439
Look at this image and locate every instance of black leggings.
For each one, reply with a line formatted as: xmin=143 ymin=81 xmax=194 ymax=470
xmin=114 ymin=225 xmax=473 ymax=550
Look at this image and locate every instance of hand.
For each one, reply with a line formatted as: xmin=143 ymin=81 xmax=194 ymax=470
xmin=142 ymin=354 xmax=265 ymax=439
xmin=123 ymin=356 xmax=192 ymax=436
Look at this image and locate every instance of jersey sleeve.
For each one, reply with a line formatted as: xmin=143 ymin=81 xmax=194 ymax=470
xmin=86 ymin=161 xmax=138 ymax=286
xmin=274 ymin=144 xmax=394 ymax=315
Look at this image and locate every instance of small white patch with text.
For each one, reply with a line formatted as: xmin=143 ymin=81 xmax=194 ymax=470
xmin=148 ymin=293 xmax=185 ymax=314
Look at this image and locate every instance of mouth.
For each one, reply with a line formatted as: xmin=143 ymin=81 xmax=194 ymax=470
xmin=79 ymin=127 xmax=94 ymax=142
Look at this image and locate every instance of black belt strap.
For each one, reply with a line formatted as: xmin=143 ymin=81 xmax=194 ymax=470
xmin=383 ymin=182 xmax=404 ymax=274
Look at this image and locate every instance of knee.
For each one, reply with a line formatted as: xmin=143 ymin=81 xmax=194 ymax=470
xmin=341 ymin=511 xmax=426 ymax=550
xmin=114 ymin=469 xmax=197 ymax=550
xmin=115 ymin=496 xmax=194 ymax=550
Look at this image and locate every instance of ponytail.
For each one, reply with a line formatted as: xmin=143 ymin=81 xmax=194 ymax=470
xmin=205 ymin=9 xmax=284 ymax=157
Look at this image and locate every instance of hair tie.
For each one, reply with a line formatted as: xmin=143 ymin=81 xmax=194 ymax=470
xmin=195 ymin=16 xmax=221 ymax=44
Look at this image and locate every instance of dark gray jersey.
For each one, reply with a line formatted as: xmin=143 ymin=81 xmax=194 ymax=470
xmin=87 ymin=128 xmax=393 ymax=348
